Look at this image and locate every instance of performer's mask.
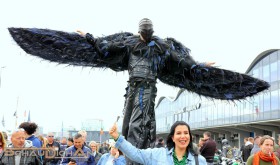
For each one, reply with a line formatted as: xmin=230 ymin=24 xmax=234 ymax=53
xmin=139 ymin=18 xmax=154 ymax=42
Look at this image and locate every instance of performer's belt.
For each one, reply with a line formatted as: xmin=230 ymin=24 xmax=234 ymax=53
xmin=130 ymin=80 xmax=155 ymax=87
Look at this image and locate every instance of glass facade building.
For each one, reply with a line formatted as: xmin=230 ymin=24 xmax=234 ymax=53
xmin=155 ymin=49 xmax=280 ymax=144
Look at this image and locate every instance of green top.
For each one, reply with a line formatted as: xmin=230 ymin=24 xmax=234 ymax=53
xmin=247 ymin=155 xmax=280 ymax=165
xmin=173 ymin=150 xmax=188 ymax=165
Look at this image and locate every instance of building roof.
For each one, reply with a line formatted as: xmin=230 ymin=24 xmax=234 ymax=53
xmin=155 ymin=89 xmax=185 ymax=108
xmin=245 ymin=49 xmax=279 ymax=73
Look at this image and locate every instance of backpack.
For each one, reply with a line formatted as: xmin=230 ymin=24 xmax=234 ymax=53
xmin=226 ymin=147 xmax=233 ymax=159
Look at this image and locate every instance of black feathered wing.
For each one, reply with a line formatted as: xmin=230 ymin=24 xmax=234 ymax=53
xmin=8 ymin=28 xmax=133 ymax=71
xmin=158 ymin=38 xmax=270 ymax=100
xmin=8 ymin=28 xmax=270 ymax=100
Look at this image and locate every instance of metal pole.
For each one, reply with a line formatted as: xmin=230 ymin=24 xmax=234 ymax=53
xmin=0 ymin=66 xmax=6 ymax=89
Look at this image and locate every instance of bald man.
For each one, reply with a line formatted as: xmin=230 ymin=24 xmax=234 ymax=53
xmin=1 ymin=128 xmax=42 ymax=165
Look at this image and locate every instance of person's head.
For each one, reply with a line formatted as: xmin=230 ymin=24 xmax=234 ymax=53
xmin=47 ymin=132 xmax=55 ymax=143
xmin=18 ymin=122 xmax=38 ymax=136
xmin=89 ymin=141 xmax=98 ymax=152
xmin=11 ymin=128 xmax=26 ymax=148
xmin=222 ymin=139 xmax=229 ymax=146
xmin=102 ymin=142 xmax=108 ymax=147
xmin=37 ymin=135 xmax=43 ymax=142
xmin=60 ymin=137 xmax=67 ymax=144
xmin=166 ymin=121 xmax=194 ymax=154
xmin=78 ymin=130 xmax=87 ymax=143
xmin=73 ymin=133 xmax=84 ymax=149
xmin=248 ymin=137 xmax=254 ymax=144
xmin=0 ymin=132 xmax=6 ymax=150
xmin=203 ymin=131 xmax=211 ymax=140
xmin=259 ymin=135 xmax=274 ymax=155
xmin=158 ymin=137 xmax=164 ymax=144
xmin=67 ymin=137 xmax=74 ymax=147
xmin=254 ymin=136 xmax=261 ymax=145
xmin=244 ymin=137 xmax=248 ymax=143
xmin=198 ymin=138 xmax=206 ymax=147
xmin=138 ymin=18 xmax=154 ymax=42
xmin=37 ymin=135 xmax=47 ymax=148
xmin=109 ymin=142 xmax=122 ymax=156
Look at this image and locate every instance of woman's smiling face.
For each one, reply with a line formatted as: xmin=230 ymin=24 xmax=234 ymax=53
xmin=172 ymin=125 xmax=190 ymax=150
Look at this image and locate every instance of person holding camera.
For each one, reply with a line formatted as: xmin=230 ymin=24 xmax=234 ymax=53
xmin=61 ymin=133 xmax=95 ymax=165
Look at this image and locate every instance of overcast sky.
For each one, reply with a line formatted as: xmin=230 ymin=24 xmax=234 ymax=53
xmin=0 ymin=0 xmax=279 ymax=133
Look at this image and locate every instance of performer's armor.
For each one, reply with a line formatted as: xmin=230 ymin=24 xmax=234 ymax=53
xmin=128 ymin=37 xmax=167 ymax=81
xmin=128 ymin=53 xmax=157 ymax=81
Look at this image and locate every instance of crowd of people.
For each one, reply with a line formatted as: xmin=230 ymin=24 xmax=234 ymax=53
xmin=0 ymin=122 xmax=125 ymax=165
xmin=0 ymin=121 xmax=280 ymax=165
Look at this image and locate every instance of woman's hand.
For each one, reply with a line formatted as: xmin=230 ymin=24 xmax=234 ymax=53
xmin=76 ymin=30 xmax=86 ymax=37
xmin=109 ymin=123 xmax=119 ymax=140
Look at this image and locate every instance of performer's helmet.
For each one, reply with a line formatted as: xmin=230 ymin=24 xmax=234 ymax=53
xmin=138 ymin=18 xmax=154 ymax=42
xmin=222 ymin=139 xmax=229 ymax=145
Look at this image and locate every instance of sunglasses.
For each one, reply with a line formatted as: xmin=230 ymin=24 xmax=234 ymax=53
xmin=48 ymin=136 xmax=54 ymax=137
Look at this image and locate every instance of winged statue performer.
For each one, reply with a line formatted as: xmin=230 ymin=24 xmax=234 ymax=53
xmin=8 ymin=18 xmax=269 ymax=165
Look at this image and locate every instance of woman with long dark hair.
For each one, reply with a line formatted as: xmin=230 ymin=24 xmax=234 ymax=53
xmin=109 ymin=121 xmax=206 ymax=164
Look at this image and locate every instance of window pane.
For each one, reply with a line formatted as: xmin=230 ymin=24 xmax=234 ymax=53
xmin=263 ymin=94 xmax=270 ymax=111
xmin=252 ymin=68 xmax=259 ymax=78
xmin=263 ymin=65 xmax=270 ymax=82
xmin=271 ymin=62 xmax=278 ymax=82
xmin=271 ymin=90 xmax=278 ymax=110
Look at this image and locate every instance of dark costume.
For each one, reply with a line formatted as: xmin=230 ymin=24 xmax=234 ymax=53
xmin=8 ymin=18 xmax=270 ymax=165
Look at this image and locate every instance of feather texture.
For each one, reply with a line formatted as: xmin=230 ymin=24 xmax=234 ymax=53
xmin=8 ymin=28 xmax=270 ymax=100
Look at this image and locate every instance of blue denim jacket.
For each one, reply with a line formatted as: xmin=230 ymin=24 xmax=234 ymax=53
xmin=61 ymin=145 xmax=95 ymax=165
xmin=115 ymin=136 xmax=207 ymax=165
xmin=97 ymin=153 xmax=126 ymax=165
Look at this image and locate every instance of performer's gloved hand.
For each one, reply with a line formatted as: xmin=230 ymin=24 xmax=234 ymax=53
xmin=77 ymin=30 xmax=96 ymax=46
xmin=76 ymin=30 xmax=86 ymax=37
xmin=204 ymin=61 xmax=215 ymax=67
xmin=109 ymin=123 xmax=119 ymax=141
xmin=200 ymin=62 xmax=215 ymax=67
